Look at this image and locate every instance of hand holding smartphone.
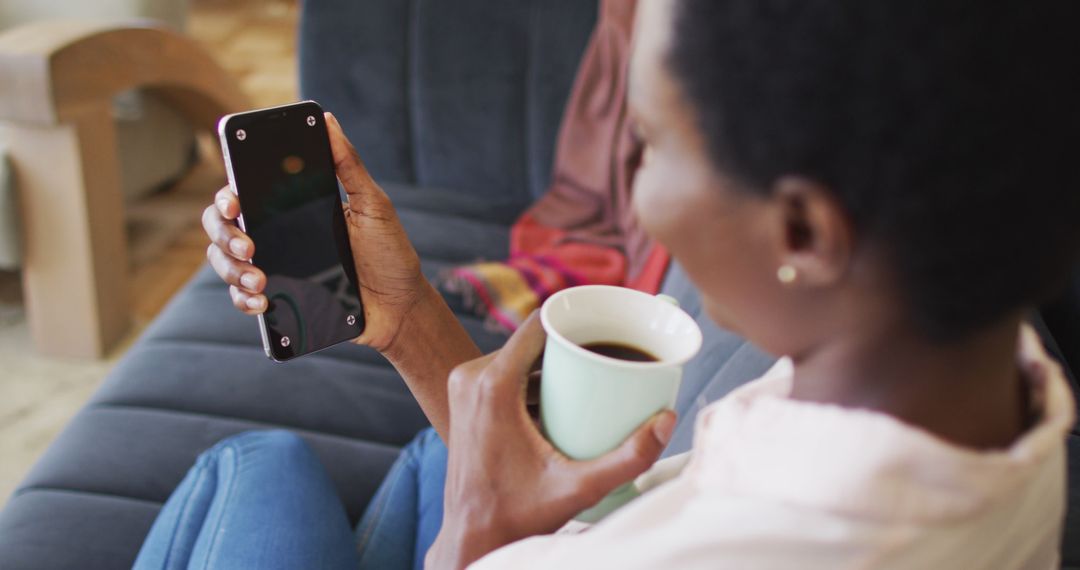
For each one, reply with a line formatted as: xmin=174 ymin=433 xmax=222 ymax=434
xmin=218 ymin=101 xmax=365 ymax=361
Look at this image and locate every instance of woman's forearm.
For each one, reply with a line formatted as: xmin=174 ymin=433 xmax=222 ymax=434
xmin=381 ymin=282 xmax=483 ymax=439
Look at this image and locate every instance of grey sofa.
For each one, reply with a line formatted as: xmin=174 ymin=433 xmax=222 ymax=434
xmin=1 ymin=1 xmax=1078 ymax=568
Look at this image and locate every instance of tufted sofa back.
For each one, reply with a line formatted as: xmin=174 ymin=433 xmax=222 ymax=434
xmin=299 ymin=0 xmax=597 ymax=221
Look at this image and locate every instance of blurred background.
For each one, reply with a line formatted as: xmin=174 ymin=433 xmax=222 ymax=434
xmin=0 ymin=0 xmax=298 ymax=507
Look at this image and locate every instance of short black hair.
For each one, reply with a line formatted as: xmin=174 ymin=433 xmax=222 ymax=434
xmin=668 ymin=0 xmax=1080 ymax=340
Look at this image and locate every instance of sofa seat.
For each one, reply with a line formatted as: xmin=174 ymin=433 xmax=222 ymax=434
xmin=0 ymin=196 xmax=515 ymax=569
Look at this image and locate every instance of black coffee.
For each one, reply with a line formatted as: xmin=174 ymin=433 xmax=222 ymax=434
xmin=580 ymin=341 xmax=659 ymax=363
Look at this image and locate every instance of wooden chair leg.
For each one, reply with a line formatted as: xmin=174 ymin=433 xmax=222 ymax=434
xmin=0 ymin=21 xmax=250 ymax=358
xmin=1 ymin=103 xmax=130 ymax=358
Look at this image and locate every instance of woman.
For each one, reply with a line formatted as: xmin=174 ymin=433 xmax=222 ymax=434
xmin=138 ymin=0 xmax=1080 ymax=568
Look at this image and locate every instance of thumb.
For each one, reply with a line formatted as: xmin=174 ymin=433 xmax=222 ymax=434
xmin=577 ymin=410 xmax=676 ymax=500
xmin=325 ymin=112 xmax=376 ymax=197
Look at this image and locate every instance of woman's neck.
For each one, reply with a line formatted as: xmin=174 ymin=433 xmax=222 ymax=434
xmin=788 ymin=315 xmax=1027 ymax=450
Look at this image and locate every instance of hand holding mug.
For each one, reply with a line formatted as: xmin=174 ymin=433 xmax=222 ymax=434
xmin=539 ymin=285 xmax=703 ymax=521
xmin=428 ymin=313 xmax=675 ymax=570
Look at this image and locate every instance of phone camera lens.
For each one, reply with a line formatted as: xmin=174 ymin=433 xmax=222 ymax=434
xmin=306 ymin=115 xmax=316 ymax=127
xmin=235 ymin=129 xmax=247 ymax=141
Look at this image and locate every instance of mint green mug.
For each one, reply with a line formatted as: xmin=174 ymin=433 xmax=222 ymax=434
xmin=539 ymin=285 xmax=702 ymax=522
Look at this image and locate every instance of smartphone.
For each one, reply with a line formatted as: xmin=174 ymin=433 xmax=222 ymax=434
xmin=217 ymin=100 xmax=365 ymax=362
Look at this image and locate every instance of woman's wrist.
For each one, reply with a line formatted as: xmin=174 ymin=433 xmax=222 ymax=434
xmin=379 ymin=280 xmax=483 ymax=438
xmin=378 ymin=280 xmax=444 ymax=360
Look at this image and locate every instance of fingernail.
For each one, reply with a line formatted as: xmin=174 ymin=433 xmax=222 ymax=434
xmin=240 ymin=273 xmax=259 ymax=290
xmin=652 ymin=411 xmax=676 ymax=445
xmin=246 ymin=296 xmax=265 ymax=310
xmin=229 ymin=238 xmax=248 ymax=257
xmin=217 ymin=199 xmax=230 ymax=214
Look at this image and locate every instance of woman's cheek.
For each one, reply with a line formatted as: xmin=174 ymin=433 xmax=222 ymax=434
xmin=632 ymin=163 xmax=684 ymax=247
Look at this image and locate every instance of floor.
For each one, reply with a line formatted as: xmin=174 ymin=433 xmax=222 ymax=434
xmin=0 ymin=0 xmax=298 ymax=507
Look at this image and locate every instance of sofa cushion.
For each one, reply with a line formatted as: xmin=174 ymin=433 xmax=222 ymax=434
xmin=14 ymin=408 xmax=401 ymax=522
xmin=397 ymin=206 xmax=510 ymax=265
xmin=0 ymin=489 xmax=160 ymax=570
xmin=299 ymin=0 xmax=598 ymax=211
xmin=383 ymin=181 xmax=527 ymax=227
xmin=88 ymin=342 xmax=428 ymax=444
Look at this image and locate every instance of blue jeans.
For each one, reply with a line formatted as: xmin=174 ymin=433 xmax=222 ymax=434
xmin=133 ymin=428 xmax=447 ymax=570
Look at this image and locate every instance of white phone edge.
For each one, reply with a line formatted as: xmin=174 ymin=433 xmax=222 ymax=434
xmin=216 ymin=111 xmax=276 ymax=361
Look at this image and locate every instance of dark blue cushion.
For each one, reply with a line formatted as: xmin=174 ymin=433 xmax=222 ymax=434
xmin=299 ymin=0 xmax=598 ymax=216
xmin=0 ymin=490 xmax=161 ymax=570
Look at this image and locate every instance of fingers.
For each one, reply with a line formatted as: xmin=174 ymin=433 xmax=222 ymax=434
xmin=203 ymin=191 xmax=254 ymax=261
xmin=207 ymin=242 xmax=266 ymax=296
xmin=576 ymin=410 xmax=676 ymax=499
xmin=203 ymin=205 xmax=254 ymax=260
xmin=488 ymin=312 xmax=547 ymax=385
xmin=203 ymin=186 xmax=265 ymax=314
xmin=214 ymin=187 xmax=241 ymax=220
xmin=229 ymin=285 xmax=268 ymax=315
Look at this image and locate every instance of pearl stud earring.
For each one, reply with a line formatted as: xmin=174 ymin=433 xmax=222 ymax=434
xmin=777 ymin=265 xmax=797 ymax=284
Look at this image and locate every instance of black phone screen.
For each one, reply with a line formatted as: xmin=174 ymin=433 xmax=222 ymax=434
xmin=221 ymin=101 xmax=364 ymax=361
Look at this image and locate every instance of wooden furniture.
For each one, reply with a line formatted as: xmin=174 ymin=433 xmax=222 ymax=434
xmin=0 ymin=21 xmax=249 ymax=358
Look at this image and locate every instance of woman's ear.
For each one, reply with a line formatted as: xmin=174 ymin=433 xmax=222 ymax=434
xmin=769 ymin=176 xmax=854 ymax=287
